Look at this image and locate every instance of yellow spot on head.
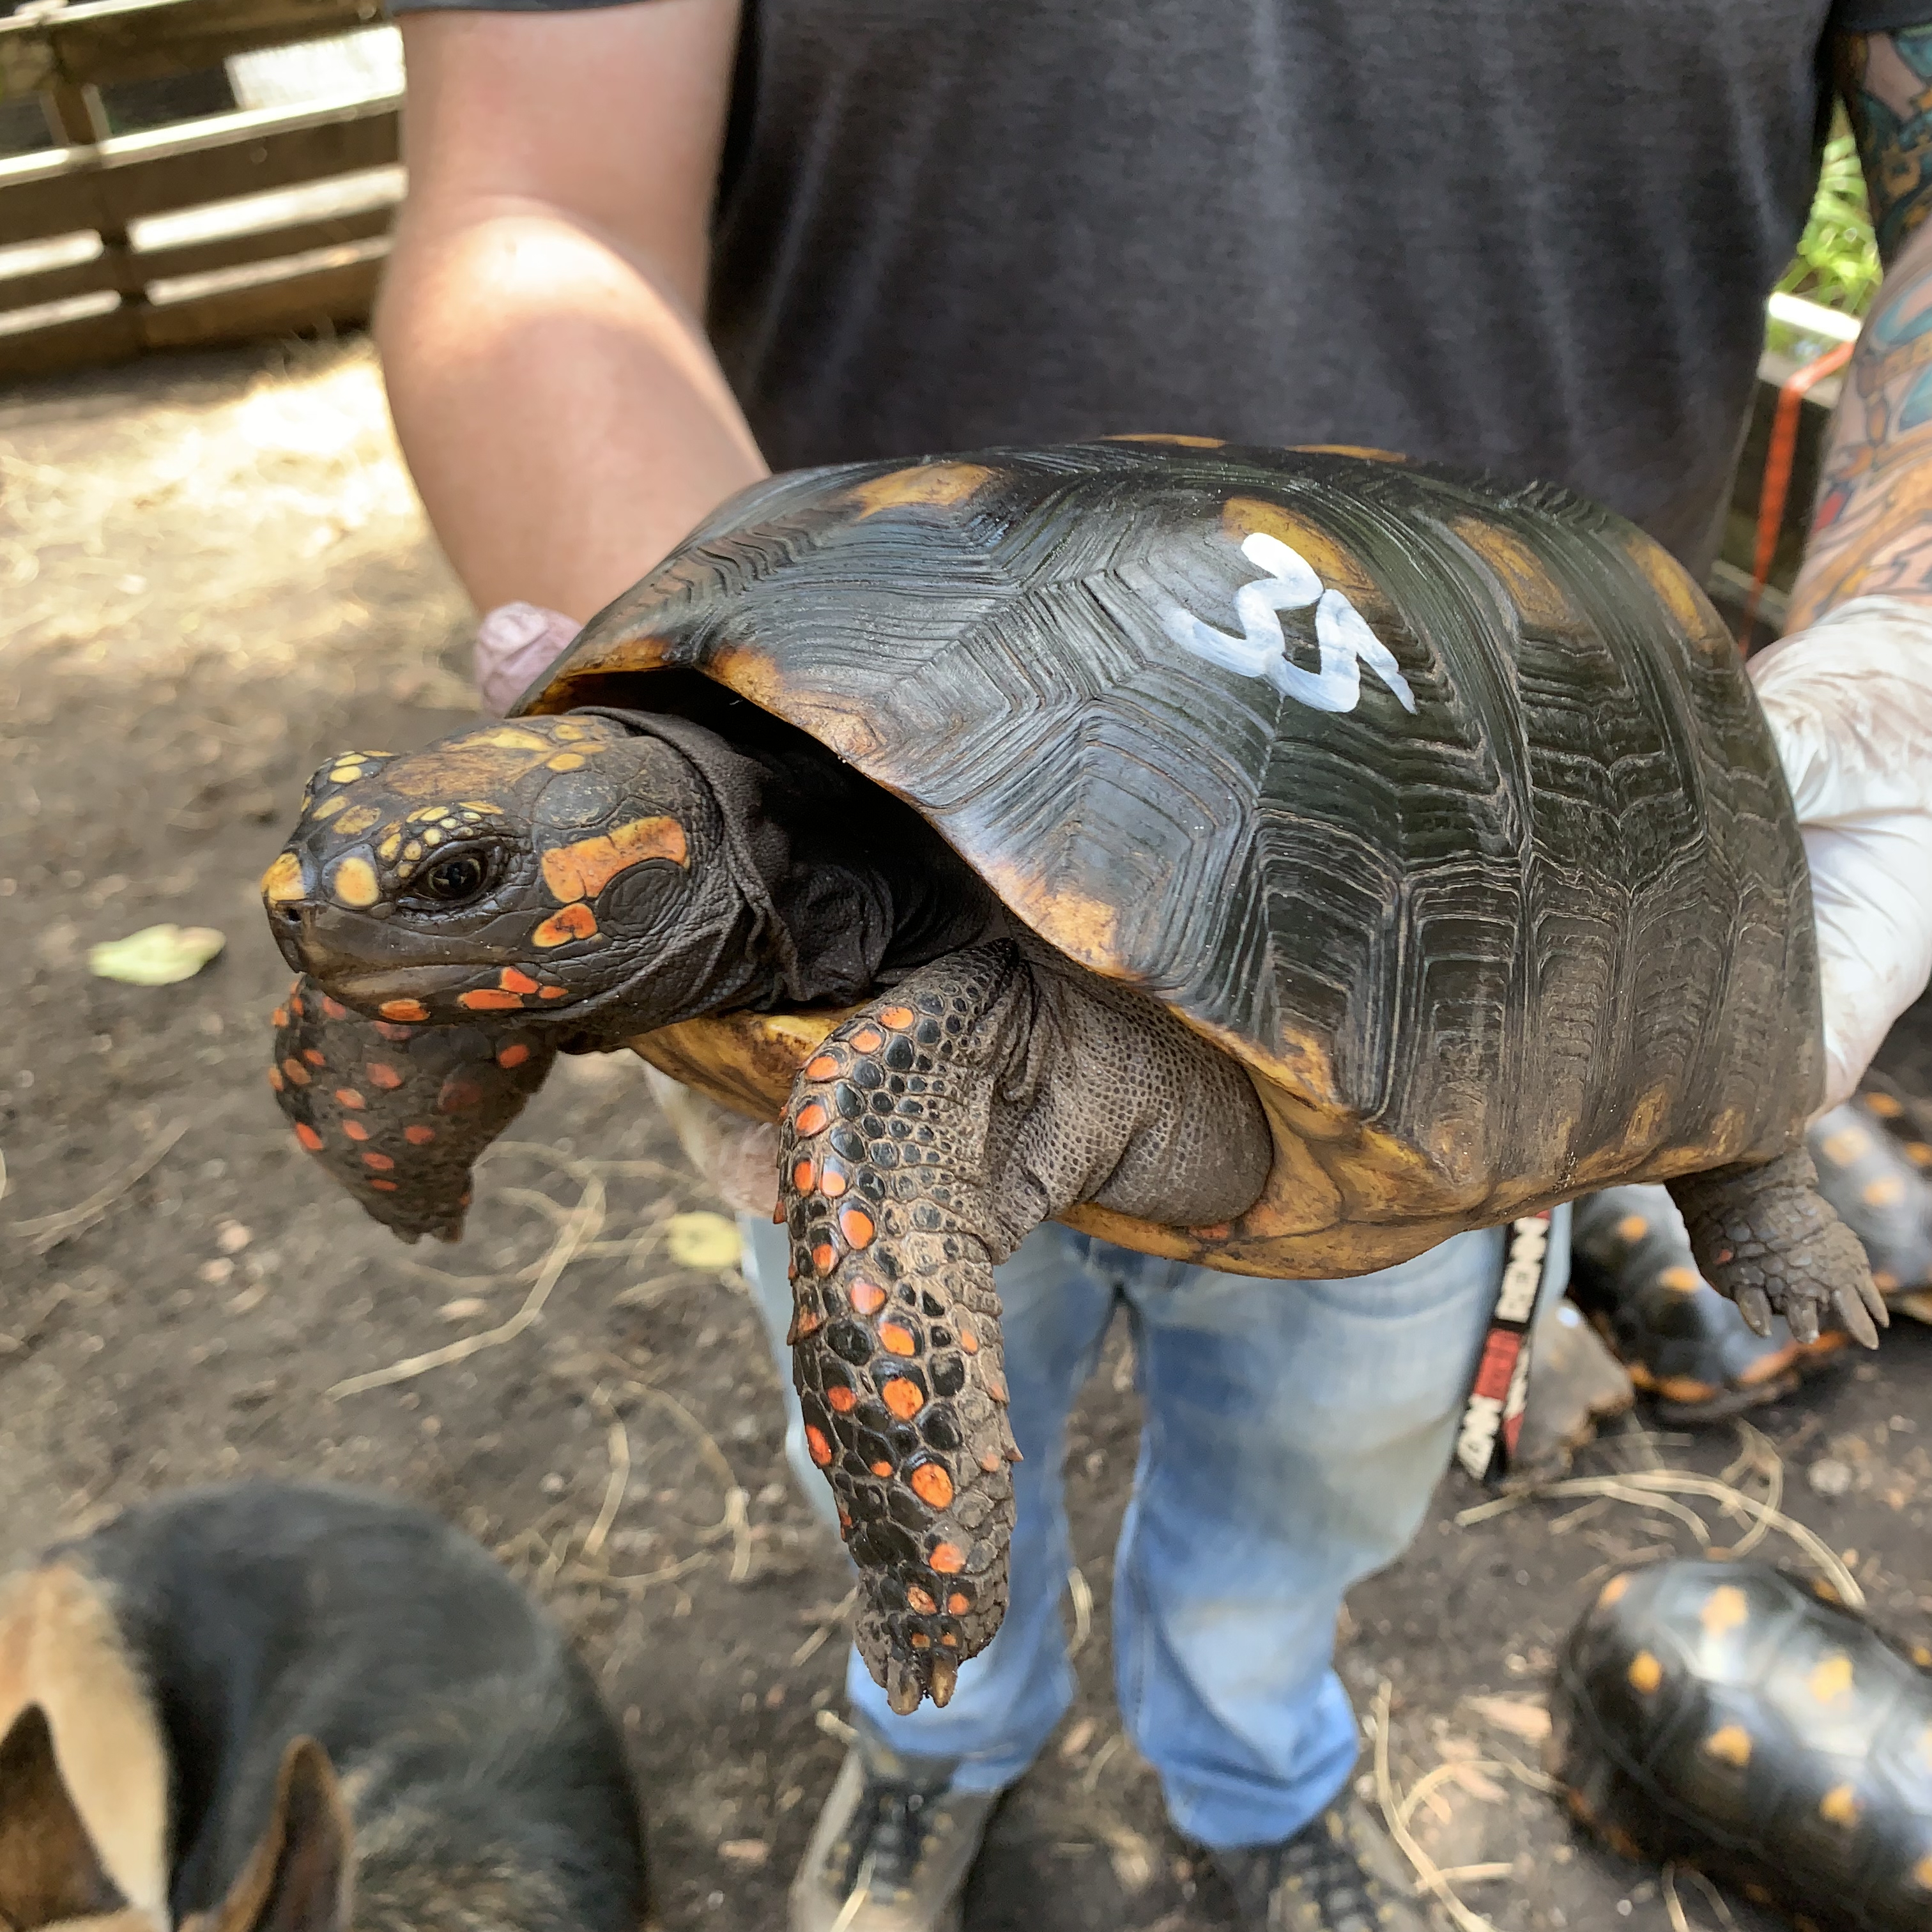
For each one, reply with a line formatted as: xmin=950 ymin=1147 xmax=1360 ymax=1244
xmin=1105 ymin=432 xmax=1227 ymax=447
xmin=1597 ymin=1574 xmax=1631 ymax=1611
xmin=1658 ymin=1265 xmax=1703 ymax=1294
xmin=553 ymin=721 xmax=586 ymax=740
xmin=1819 ymin=1783 xmax=1860 ymax=1827
xmin=477 ymin=728 xmax=556 ymax=751
xmin=312 ymin=793 xmax=348 ymax=821
xmin=403 ymin=841 xmax=422 ymax=862
xmin=1809 ymin=1653 xmax=1854 ymax=1705
xmin=261 ymin=852 xmax=305 ymax=903
xmin=1914 ymin=1851 xmax=1932 ymax=1890
xmin=1821 ymin=1128 xmax=1870 ymax=1165
xmin=1294 ymin=443 xmax=1407 ymax=461
xmin=1864 ymin=1176 xmax=1907 ymax=1208
xmin=1700 ymin=1585 xmax=1749 ymax=1636
xmin=328 ymin=765 xmax=364 ymax=784
xmin=329 ymin=855 xmax=380 ymax=908
xmin=542 ymin=815 xmax=688 ymax=902
xmin=378 ymin=832 xmax=402 ymax=861
xmin=847 ymin=461 xmax=997 ymax=519
xmin=1704 ymin=1725 xmax=1752 ymax=1767
xmin=1616 ymin=1213 xmax=1650 ymax=1242
xmin=422 ymin=828 xmax=442 ymax=846
xmin=547 ymin=753 xmax=587 ymax=771
xmin=461 ymin=801 xmax=503 ymax=813
xmin=333 ymin=805 xmax=380 ymax=838
xmin=1864 ymin=1091 xmax=1905 ymax=1119
xmin=1628 ymin=1651 xmax=1663 ymax=1694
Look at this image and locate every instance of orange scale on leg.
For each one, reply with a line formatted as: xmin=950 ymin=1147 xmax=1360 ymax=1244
xmin=878 ymin=1006 xmax=916 ymax=1030
xmin=271 ymin=1008 xmax=289 ymax=1029
xmin=881 ymin=1377 xmax=923 ymax=1420
xmin=404 ymin=1124 xmax=436 ymax=1146
xmin=850 ymin=1027 xmax=884 ymax=1053
xmin=792 ymin=1158 xmax=816 ymax=1194
xmin=820 ymin=1163 xmax=849 ymax=1199
xmin=369 ymin=1178 xmax=399 ymax=1193
xmin=878 ymin=1322 xmax=917 ymax=1358
xmin=838 ymin=1205 xmax=876 ymax=1249
xmin=341 ymin=1120 xmax=370 ymax=1142
xmin=909 ymin=1464 xmax=954 ymax=1510
xmin=335 ymin=1088 xmax=365 ymax=1109
xmin=281 ymin=1058 xmax=310 ymax=1087
xmin=365 ymin=1061 xmax=403 ymax=1089
xmin=811 ymin=1243 xmax=838 ymax=1275
xmin=379 ymin=1000 xmax=428 ymax=1023
xmin=362 ymin=1151 xmax=396 ymax=1172
xmin=827 ymin=1384 xmax=859 ymax=1413
xmin=498 ymin=1043 xmax=531 ymax=1069
xmin=499 ymin=967 xmax=540 ymax=995
xmin=294 ymin=1124 xmax=323 ymax=1152
xmin=805 ymin=1054 xmax=840 ymax=1081
xmin=321 ymin=997 xmax=349 ymax=1021
xmin=794 ymin=1101 xmax=829 ymax=1137
xmin=907 ymin=1586 xmax=938 ymax=1614
xmin=460 ymin=987 xmax=525 ymax=1011
xmin=929 ymin=1544 xmax=965 ymax=1575
xmin=806 ymin=1426 xmax=833 ymax=1468
xmin=848 ymin=1279 xmax=887 ymax=1315
xmin=302 ymin=1048 xmax=327 ymax=1068
xmin=957 ymin=1325 xmax=978 ymax=1354
xmin=870 ymin=1459 xmax=894 ymax=1478
xmin=266 ymin=1068 xmax=284 ymax=1092
xmin=946 ymin=1592 xmax=970 ymax=1616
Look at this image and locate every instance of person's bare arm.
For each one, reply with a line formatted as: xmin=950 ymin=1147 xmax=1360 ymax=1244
xmin=376 ymin=0 xmax=765 ymax=621
xmin=1787 ymin=26 xmax=1932 ymax=626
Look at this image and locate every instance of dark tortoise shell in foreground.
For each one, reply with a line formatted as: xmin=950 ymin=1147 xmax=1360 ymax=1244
xmin=1551 ymin=1558 xmax=1932 ymax=1930
xmin=263 ymin=441 xmax=1879 ymax=1708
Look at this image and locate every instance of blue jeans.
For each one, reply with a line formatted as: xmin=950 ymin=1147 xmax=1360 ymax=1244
xmin=742 ymin=1212 xmax=1568 ymax=1850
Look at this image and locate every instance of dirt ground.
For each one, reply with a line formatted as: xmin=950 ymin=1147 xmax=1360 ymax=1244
xmin=3 ymin=339 xmax=1929 ymax=1932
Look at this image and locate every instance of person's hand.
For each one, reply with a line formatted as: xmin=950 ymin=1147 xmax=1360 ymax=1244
xmin=475 ymin=602 xmax=582 ymax=716
xmin=1749 ymin=595 xmax=1932 ymax=1112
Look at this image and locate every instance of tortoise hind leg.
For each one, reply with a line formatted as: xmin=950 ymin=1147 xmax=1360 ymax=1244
xmin=1668 ymin=1147 xmax=1887 ymax=1348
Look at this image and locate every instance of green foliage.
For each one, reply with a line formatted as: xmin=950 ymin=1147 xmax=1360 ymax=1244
xmin=1778 ymin=119 xmax=1882 ymax=318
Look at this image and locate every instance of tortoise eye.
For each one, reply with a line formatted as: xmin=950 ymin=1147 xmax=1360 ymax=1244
xmin=418 ymin=850 xmax=491 ymax=904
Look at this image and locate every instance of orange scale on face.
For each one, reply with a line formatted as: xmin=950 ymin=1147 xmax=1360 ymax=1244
xmin=404 ymin=1124 xmax=436 ymax=1146
xmin=499 ymin=967 xmax=540 ymax=995
xmin=850 ymin=1026 xmax=884 ymax=1054
xmin=294 ymin=1124 xmax=323 ymax=1152
xmin=342 ymin=1120 xmax=370 ymax=1142
xmin=793 ymin=1101 xmax=829 ymax=1137
xmin=805 ymin=1054 xmax=839 ymax=1082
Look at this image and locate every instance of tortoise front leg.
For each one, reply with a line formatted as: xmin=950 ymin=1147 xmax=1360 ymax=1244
xmin=271 ymin=975 xmax=556 ymax=1243
xmin=778 ymin=939 xmax=1271 ymax=1713
xmin=1669 ymin=1147 xmax=1887 ymax=1348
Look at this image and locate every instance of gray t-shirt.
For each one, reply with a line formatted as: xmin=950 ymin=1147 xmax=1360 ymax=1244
xmin=392 ymin=0 xmax=1930 ymax=570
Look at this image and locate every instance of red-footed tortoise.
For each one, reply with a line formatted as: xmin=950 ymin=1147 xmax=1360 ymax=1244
xmin=1551 ymin=1558 xmax=1932 ymax=1929
xmin=259 ymin=441 xmax=1882 ymax=1713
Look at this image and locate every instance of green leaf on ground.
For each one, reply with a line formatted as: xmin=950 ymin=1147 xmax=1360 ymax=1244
xmin=88 ymin=924 xmax=226 ymax=985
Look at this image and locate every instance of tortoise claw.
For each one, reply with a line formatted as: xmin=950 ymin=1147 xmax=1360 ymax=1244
xmin=927 ymin=1653 xmax=958 ymax=1708
xmin=885 ymin=1660 xmax=924 ymax=1717
xmin=1735 ymin=1285 xmax=1774 ymax=1338
xmin=1785 ymin=1295 xmax=1820 ymax=1347
xmin=1834 ymin=1283 xmax=1884 ymax=1350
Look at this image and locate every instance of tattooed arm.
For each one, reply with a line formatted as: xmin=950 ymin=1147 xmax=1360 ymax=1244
xmin=1786 ymin=26 xmax=1932 ymax=626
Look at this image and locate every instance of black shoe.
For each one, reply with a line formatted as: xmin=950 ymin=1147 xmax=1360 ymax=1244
xmin=788 ymin=1723 xmax=999 ymax=1932
xmin=1211 ymin=1798 xmax=1425 ymax=1932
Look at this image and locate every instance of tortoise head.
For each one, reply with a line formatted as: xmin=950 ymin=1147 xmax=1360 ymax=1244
xmin=261 ymin=714 xmax=747 ymax=1032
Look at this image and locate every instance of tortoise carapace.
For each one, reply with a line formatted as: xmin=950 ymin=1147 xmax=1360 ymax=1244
xmin=1551 ymin=1559 xmax=1932 ymax=1929
xmin=261 ymin=441 xmax=1882 ymax=1713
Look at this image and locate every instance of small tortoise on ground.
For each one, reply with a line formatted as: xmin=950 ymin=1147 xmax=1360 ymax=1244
xmin=1551 ymin=1558 xmax=1932 ymax=1930
xmin=261 ymin=443 xmax=1882 ymax=1713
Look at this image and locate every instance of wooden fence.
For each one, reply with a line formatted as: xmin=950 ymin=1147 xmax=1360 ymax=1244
xmin=0 ymin=0 xmax=399 ymax=378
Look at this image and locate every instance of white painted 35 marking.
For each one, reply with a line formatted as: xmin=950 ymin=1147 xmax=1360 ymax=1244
xmin=1165 ymin=531 xmax=1418 ymax=715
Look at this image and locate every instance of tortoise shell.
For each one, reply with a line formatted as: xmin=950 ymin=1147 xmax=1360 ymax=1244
xmin=522 ymin=441 xmax=1820 ymax=1279
xmin=1550 ymin=1558 xmax=1932 ymax=1929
